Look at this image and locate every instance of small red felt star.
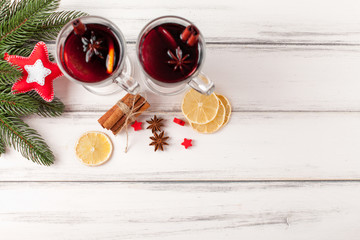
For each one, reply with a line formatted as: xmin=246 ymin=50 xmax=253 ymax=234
xmin=131 ymin=120 xmax=142 ymax=131
xmin=181 ymin=138 xmax=192 ymax=149
xmin=4 ymin=41 xmax=63 ymax=102
xmin=173 ymin=117 xmax=185 ymax=126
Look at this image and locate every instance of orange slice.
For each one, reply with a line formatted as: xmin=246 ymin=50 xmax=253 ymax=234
xmin=181 ymin=89 xmax=219 ymax=124
xmin=106 ymin=39 xmax=115 ymax=74
xmin=190 ymin=100 xmax=226 ymax=134
xmin=216 ymin=94 xmax=232 ymax=127
xmin=75 ymin=131 xmax=113 ymax=166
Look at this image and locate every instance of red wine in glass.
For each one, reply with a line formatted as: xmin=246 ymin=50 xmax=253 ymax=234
xmin=60 ymin=23 xmax=121 ymax=83
xmin=138 ymin=23 xmax=200 ymax=84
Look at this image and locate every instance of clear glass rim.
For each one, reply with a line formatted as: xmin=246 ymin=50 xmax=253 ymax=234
xmin=55 ymin=15 xmax=127 ymax=87
xmin=135 ymin=15 xmax=206 ymax=88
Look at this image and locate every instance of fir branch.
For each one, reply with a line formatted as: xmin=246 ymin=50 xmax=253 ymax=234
xmin=0 ymin=85 xmax=65 ymax=117
xmin=0 ymin=133 xmax=5 ymax=155
xmin=0 ymin=0 xmax=86 ymax=164
xmin=37 ymin=97 xmax=64 ymax=117
xmin=26 ymin=91 xmax=65 ymax=117
xmin=0 ymin=113 xmax=54 ymax=165
xmin=0 ymin=59 xmax=21 ymax=85
xmin=3 ymin=44 xmax=34 ymax=59
xmin=0 ymin=86 xmax=39 ymax=116
xmin=32 ymin=10 xmax=88 ymax=41
xmin=0 ymin=0 xmax=9 ymax=8
xmin=0 ymin=0 xmax=11 ymax=23
xmin=5 ymin=42 xmax=55 ymax=61
xmin=0 ymin=0 xmax=61 ymax=54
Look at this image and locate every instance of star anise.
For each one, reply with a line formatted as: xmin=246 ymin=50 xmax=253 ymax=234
xmin=82 ymin=31 xmax=104 ymax=62
xmin=149 ymin=131 xmax=169 ymax=152
xmin=146 ymin=115 xmax=164 ymax=133
xmin=167 ymin=46 xmax=191 ymax=72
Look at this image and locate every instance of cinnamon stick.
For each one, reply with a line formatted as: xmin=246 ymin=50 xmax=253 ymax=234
xmin=102 ymin=94 xmax=140 ymax=130
xmin=98 ymin=93 xmax=132 ymax=129
xmin=110 ymin=96 xmax=146 ymax=133
xmin=181 ymin=25 xmax=193 ymax=41
xmin=122 ymin=93 xmax=141 ymax=106
xmin=98 ymin=105 xmax=117 ymax=128
xmin=112 ymin=100 xmax=150 ymax=135
xmin=72 ymin=19 xmax=86 ymax=35
xmin=181 ymin=25 xmax=200 ymax=46
xmin=98 ymin=93 xmax=150 ymax=135
xmin=187 ymin=32 xmax=199 ymax=46
xmin=133 ymin=101 xmax=150 ymax=117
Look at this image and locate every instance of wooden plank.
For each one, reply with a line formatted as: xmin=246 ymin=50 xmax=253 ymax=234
xmin=58 ymin=0 xmax=360 ymax=44
xmin=1 ymin=112 xmax=360 ymax=181
xmin=1 ymin=181 xmax=360 ymax=239
xmin=51 ymin=44 xmax=360 ymax=112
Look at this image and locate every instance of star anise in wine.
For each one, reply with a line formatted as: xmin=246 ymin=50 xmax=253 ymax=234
xmin=149 ymin=131 xmax=169 ymax=152
xmin=146 ymin=115 xmax=164 ymax=133
xmin=82 ymin=31 xmax=104 ymax=62
xmin=167 ymin=46 xmax=191 ymax=72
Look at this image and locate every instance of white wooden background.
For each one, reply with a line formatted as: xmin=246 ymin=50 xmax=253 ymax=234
xmin=2 ymin=0 xmax=360 ymax=238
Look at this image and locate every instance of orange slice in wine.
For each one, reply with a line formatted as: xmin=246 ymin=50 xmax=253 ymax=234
xmin=106 ymin=39 xmax=115 ymax=74
xmin=157 ymin=26 xmax=177 ymax=49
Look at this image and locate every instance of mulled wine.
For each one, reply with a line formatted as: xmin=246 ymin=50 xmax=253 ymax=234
xmin=138 ymin=23 xmax=200 ymax=84
xmin=60 ymin=23 xmax=121 ymax=83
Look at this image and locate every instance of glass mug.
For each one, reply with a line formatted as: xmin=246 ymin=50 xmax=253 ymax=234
xmin=56 ymin=16 xmax=139 ymax=95
xmin=136 ymin=16 xmax=215 ymax=96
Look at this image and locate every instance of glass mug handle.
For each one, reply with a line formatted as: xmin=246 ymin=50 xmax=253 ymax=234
xmin=113 ymin=57 xmax=140 ymax=94
xmin=114 ymin=73 xmax=140 ymax=95
xmin=188 ymin=72 xmax=215 ymax=95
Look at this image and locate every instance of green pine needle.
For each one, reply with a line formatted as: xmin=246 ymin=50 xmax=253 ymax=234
xmin=0 ymin=59 xmax=22 ymax=85
xmin=0 ymin=0 xmax=61 ymax=55
xmin=3 ymin=44 xmax=34 ymax=59
xmin=0 ymin=113 xmax=55 ymax=165
xmin=0 ymin=0 xmax=87 ymax=165
xmin=0 ymin=85 xmax=65 ymax=117
xmin=26 ymin=90 xmax=65 ymax=117
xmin=0 ymin=134 xmax=5 ymax=155
xmin=0 ymin=0 xmax=11 ymax=24
xmin=33 ymin=10 xmax=88 ymax=41
xmin=0 ymin=85 xmax=40 ymax=116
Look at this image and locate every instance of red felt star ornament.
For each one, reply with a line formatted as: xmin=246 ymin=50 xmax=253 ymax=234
xmin=131 ymin=120 xmax=142 ymax=131
xmin=4 ymin=41 xmax=63 ymax=102
xmin=181 ymin=138 xmax=193 ymax=149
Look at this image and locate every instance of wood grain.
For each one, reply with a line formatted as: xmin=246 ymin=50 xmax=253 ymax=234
xmin=58 ymin=0 xmax=360 ymax=44
xmin=2 ymin=0 xmax=360 ymax=238
xmin=49 ymin=44 xmax=360 ymax=112
xmin=1 ymin=112 xmax=360 ymax=181
xmin=1 ymin=182 xmax=360 ymax=239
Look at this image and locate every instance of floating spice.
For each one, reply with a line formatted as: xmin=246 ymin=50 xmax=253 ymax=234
xmin=181 ymin=24 xmax=199 ymax=46
xmin=72 ymin=18 xmax=86 ymax=35
xmin=167 ymin=46 xmax=191 ymax=73
xmin=82 ymin=31 xmax=104 ymax=63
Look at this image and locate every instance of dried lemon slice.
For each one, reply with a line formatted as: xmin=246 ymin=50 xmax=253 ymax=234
xmin=75 ymin=131 xmax=113 ymax=166
xmin=190 ymin=100 xmax=226 ymax=134
xmin=216 ymin=94 xmax=231 ymax=127
xmin=181 ymin=89 xmax=219 ymax=124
